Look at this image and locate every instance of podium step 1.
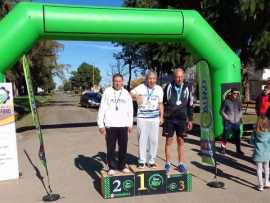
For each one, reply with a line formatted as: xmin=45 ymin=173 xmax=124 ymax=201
xmin=129 ymin=164 xmax=167 ymax=196
xmin=129 ymin=163 xmax=163 ymax=173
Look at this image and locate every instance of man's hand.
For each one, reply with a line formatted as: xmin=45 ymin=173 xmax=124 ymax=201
xmin=99 ymin=128 xmax=106 ymax=136
xmin=159 ymin=117 xmax=164 ymax=126
xmin=187 ymin=121 xmax=193 ymax=131
xmin=128 ymin=127 xmax=132 ymax=135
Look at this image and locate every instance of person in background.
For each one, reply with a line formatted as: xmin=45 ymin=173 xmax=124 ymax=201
xmin=131 ymin=70 xmax=164 ymax=169
xmin=255 ymin=85 xmax=270 ymax=119
xmin=97 ymin=74 xmax=133 ymax=175
xmin=252 ymin=115 xmax=270 ymax=191
xmin=220 ymin=88 xmax=243 ymax=155
xmin=162 ymin=68 xmax=193 ymax=173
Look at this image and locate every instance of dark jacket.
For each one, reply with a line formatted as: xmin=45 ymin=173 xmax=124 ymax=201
xmin=163 ymin=81 xmax=193 ymax=121
xmin=221 ymin=98 xmax=242 ymax=124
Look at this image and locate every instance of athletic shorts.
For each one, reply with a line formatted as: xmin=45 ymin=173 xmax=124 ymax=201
xmin=162 ymin=120 xmax=186 ymax=138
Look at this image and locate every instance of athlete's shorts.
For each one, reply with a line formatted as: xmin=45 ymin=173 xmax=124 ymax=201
xmin=162 ymin=120 xmax=186 ymax=138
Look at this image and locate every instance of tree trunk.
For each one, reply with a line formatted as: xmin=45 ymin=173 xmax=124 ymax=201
xmin=242 ymin=64 xmax=250 ymax=102
xmin=127 ymin=63 xmax=132 ymax=91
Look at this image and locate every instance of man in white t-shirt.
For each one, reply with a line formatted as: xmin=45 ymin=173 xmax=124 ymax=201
xmin=97 ymin=74 xmax=133 ymax=175
xmin=131 ymin=71 xmax=164 ymax=169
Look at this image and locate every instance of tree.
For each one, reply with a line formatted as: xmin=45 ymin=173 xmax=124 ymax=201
xmin=124 ymin=0 xmax=270 ymax=100
xmin=201 ymin=0 xmax=270 ymax=101
xmin=122 ymin=0 xmax=194 ymax=81
xmin=70 ymin=62 xmax=101 ymax=90
xmin=113 ymin=43 xmax=145 ymax=90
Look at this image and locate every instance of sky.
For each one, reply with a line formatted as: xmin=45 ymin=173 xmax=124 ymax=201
xmin=34 ymin=0 xmax=124 ymax=87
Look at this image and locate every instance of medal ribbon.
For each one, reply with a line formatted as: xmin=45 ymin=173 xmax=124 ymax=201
xmin=174 ymin=83 xmax=183 ymax=104
xmin=147 ymin=87 xmax=155 ymax=101
xmin=114 ymin=88 xmax=122 ymax=110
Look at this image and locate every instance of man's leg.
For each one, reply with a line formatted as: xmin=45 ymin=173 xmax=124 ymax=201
xmin=148 ymin=119 xmax=160 ymax=165
xmin=137 ymin=119 xmax=148 ymax=165
xmin=233 ymin=124 xmax=242 ymax=153
xmin=165 ymin=137 xmax=174 ymax=163
xmin=118 ymin=127 xmax=128 ymax=170
xmin=221 ymin=122 xmax=232 ymax=153
xmin=105 ymin=128 xmax=117 ymax=169
xmin=175 ymin=121 xmax=187 ymax=173
xmin=176 ymin=136 xmax=185 ymax=163
xmin=175 ymin=121 xmax=186 ymax=163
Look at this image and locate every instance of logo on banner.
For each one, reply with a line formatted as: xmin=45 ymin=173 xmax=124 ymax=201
xmin=200 ymin=80 xmax=212 ymax=128
xmin=148 ymin=173 xmax=164 ymax=190
xmin=123 ymin=179 xmax=134 ymax=191
xmin=0 ymin=86 xmax=14 ymax=126
xmin=0 ymin=87 xmax=10 ymax=104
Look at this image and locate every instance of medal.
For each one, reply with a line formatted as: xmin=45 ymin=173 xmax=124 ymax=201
xmin=176 ymin=101 xmax=181 ymax=105
xmin=174 ymin=83 xmax=183 ymax=106
xmin=114 ymin=89 xmax=122 ymax=112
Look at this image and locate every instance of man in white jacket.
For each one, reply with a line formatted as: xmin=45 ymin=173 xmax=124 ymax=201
xmin=97 ymin=74 xmax=133 ymax=175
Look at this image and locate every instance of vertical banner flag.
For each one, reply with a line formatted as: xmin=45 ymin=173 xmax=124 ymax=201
xmin=198 ymin=61 xmax=215 ymax=166
xmin=0 ymin=83 xmax=19 ymax=181
xmin=21 ymin=56 xmax=51 ymax=182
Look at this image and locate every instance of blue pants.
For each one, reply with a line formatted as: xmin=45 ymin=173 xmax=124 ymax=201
xmin=222 ymin=122 xmax=241 ymax=152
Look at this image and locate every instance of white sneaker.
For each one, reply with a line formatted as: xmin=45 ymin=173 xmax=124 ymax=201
xmin=257 ymin=185 xmax=264 ymax=191
xmin=264 ymin=183 xmax=270 ymax=189
xmin=108 ymin=169 xmax=116 ymax=176
xmin=122 ymin=168 xmax=130 ymax=173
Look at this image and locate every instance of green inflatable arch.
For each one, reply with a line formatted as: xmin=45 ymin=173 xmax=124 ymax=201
xmin=0 ymin=2 xmax=241 ymax=138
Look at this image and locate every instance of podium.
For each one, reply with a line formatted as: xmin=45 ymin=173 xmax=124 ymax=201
xmin=100 ymin=164 xmax=192 ymax=199
xmin=166 ymin=168 xmax=192 ymax=193
xmin=100 ymin=170 xmax=135 ymax=199
xmin=129 ymin=164 xmax=166 ymax=196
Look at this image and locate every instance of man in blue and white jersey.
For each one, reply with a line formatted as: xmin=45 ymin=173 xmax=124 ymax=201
xmin=131 ymin=70 xmax=164 ymax=169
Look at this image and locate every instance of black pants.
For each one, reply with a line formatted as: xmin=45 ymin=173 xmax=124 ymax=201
xmin=106 ymin=127 xmax=128 ymax=170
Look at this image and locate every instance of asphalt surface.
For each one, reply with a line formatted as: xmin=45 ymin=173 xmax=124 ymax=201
xmin=0 ymin=92 xmax=268 ymax=203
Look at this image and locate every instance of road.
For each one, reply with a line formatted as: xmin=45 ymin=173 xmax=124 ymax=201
xmin=0 ymin=92 xmax=268 ymax=203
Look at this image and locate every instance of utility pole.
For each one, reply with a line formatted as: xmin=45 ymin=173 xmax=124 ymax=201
xmin=92 ymin=64 xmax=95 ymax=90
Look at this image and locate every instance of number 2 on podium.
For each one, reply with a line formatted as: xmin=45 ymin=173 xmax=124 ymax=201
xmin=137 ymin=174 xmax=147 ymax=191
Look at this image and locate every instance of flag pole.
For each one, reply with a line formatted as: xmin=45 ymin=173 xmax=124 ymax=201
xmin=21 ymin=55 xmax=60 ymax=201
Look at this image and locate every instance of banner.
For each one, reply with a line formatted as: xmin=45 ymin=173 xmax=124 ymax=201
xmin=22 ymin=56 xmax=50 ymax=179
xmin=0 ymin=83 xmax=19 ymax=180
xmin=198 ymin=61 xmax=215 ymax=166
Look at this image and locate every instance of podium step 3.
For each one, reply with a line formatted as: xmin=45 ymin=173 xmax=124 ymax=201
xmin=167 ymin=167 xmax=190 ymax=177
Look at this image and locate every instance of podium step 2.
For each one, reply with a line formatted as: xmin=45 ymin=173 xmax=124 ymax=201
xmin=100 ymin=170 xmax=135 ymax=199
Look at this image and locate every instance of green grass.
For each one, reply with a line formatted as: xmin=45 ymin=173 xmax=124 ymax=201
xmin=14 ymin=94 xmax=54 ymax=120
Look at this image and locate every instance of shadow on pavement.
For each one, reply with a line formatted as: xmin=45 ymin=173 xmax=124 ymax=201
xmin=191 ymin=161 xmax=257 ymax=189
xmin=74 ymin=152 xmax=138 ymax=194
xmin=16 ymin=122 xmax=98 ymax=133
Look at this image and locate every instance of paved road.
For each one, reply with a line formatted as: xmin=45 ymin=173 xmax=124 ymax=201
xmin=0 ymin=92 xmax=268 ymax=203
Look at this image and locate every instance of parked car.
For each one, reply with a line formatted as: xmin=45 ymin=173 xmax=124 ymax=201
xmin=80 ymin=92 xmax=101 ymax=108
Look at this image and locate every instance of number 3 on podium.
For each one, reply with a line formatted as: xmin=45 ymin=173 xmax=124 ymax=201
xmin=137 ymin=174 xmax=147 ymax=191
xmin=179 ymin=180 xmax=185 ymax=191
